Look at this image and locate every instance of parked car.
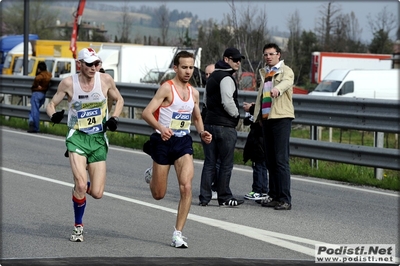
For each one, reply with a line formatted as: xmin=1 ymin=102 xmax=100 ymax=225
xmin=141 ymin=67 xmax=206 ymax=88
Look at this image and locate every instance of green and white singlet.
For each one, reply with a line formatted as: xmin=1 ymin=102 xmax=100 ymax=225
xmin=67 ymin=72 xmax=108 ymax=134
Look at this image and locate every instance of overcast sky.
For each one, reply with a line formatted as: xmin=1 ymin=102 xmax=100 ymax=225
xmin=141 ymin=0 xmax=399 ymax=42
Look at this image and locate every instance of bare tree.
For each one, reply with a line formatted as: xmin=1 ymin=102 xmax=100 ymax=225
xmin=331 ymin=13 xmax=349 ymax=51
xmin=329 ymin=12 xmax=364 ymax=53
xmin=156 ymin=4 xmax=170 ymax=45
xmin=367 ymin=6 xmax=396 ymax=53
xmin=227 ymin=0 xmax=240 ymax=48
xmin=287 ymin=10 xmax=301 ymax=57
xmin=197 ymin=19 xmax=233 ymax=67
xmin=239 ymin=5 xmax=268 ymax=70
xmin=367 ymin=6 xmax=397 ymax=37
xmin=2 ymin=0 xmax=59 ymax=38
xmin=196 ymin=0 xmax=269 ymax=75
xmin=225 ymin=1 xmax=268 ymax=73
xmin=347 ymin=12 xmax=362 ymax=42
xmin=116 ymin=1 xmax=133 ymax=43
xmin=286 ymin=10 xmax=302 ymax=83
xmin=315 ymin=2 xmax=342 ymax=50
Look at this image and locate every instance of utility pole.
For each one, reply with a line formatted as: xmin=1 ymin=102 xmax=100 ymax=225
xmin=23 ymin=0 xmax=29 ymax=76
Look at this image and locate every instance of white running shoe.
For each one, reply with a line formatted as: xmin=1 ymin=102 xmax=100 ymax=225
xmin=70 ymin=225 xmax=83 ymax=242
xmin=244 ymin=191 xmax=264 ymax=200
xmin=144 ymin=167 xmax=153 ymax=184
xmin=211 ymin=190 xmax=218 ymax=200
xmin=171 ymin=229 xmax=188 ymax=248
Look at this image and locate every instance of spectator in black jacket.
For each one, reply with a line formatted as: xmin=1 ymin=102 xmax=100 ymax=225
xmin=200 ymin=63 xmax=219 ymax=200
xmin=242 ymin=102 xmax=269 ymax=202
xmin=199 ymin=48 xmax=245 ymax=207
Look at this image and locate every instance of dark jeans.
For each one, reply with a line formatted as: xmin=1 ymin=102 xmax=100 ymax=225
xmin=199 ymin=125 xmax=237 ymax=204
xmin=28 ymin=91 xmax=46 ymax=132
xmin=201 ymin=140 xmax=219 ymax=192
xmin=252 ymin=160 xmax=268 ymax=194
xmin=262 ymin=118 xmax=292 ymax=204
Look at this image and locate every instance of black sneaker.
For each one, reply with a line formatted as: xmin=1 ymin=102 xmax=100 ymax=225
xmin=198 ymin=202 xmax=208 ymax=207
xmin=219 ymin=198 xmax=244 ymax=207
xmin=274 ymin=202 xmax=292 ymax=210
xmin=28 ymin=121 xmax=35 ymax=133
xmin=261 ymin=200 xmax=280 ymax=207
xmin=256 ymin=195 xmax=272 ymax=204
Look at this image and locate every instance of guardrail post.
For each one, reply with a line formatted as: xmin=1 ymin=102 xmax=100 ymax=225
xmin=310 ymin=125 xmax=318 ymax=169
xmin=4 ymin=94 xmax=11 ymax=120
xmin=374 ymin=132 xmax=384 ymax=180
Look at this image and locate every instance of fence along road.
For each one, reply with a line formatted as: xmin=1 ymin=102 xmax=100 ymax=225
xmin=0 ymin=75 xmax=399 ymax=172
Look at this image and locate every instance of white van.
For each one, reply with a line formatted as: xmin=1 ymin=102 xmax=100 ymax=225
xmin=140 ymin=67 xmax=206 ymax=88
xmin=308 ymin=69 xmax=400 ymax=100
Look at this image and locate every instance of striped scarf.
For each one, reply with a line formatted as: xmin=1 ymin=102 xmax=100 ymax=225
xmin=261 ymin=69 xmax=276 ymax=119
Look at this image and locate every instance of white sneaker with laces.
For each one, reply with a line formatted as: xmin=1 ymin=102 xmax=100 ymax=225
xmin=144 ymin=167 xmax=153 ymax=184
xmin=244 ymin=191 xmax=264 ymax=200
xmin=70 ymin=225 xmax=83 ymax=242
xmin=171 ymin=229 xmax=188 ymax=248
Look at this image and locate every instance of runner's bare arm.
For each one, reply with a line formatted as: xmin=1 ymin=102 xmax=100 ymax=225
xmin=46 ymin=77 xmax=72 ymax=117
xmin=105 ymin=74 xmax=124 ymax=118
xmin=142 ymin=82 xmax=173 ymax=137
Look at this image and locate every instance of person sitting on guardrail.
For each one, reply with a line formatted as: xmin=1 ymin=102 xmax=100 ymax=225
xmin=27 ymin=61 xmax=52 ymax=133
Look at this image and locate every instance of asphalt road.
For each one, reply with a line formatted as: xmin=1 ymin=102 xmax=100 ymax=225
xmin=1 ymin=127 xmax=399 ymax=265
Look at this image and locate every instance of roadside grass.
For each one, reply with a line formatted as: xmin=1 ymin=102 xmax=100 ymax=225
xmin=1 ymin=116 xmax=399 ymax=191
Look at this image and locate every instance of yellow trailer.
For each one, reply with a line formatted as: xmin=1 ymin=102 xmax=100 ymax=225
xmin=2 ymin=40 xmax=103 ymax=75
xmin=34 ymin=40 xmax=103 ymax=58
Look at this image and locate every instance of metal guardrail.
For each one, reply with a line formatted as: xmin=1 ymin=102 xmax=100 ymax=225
xmin=1 ymin=75 xmax=399 ymax=170
xmin=293 ymin=95 xmax=400 ymax=133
